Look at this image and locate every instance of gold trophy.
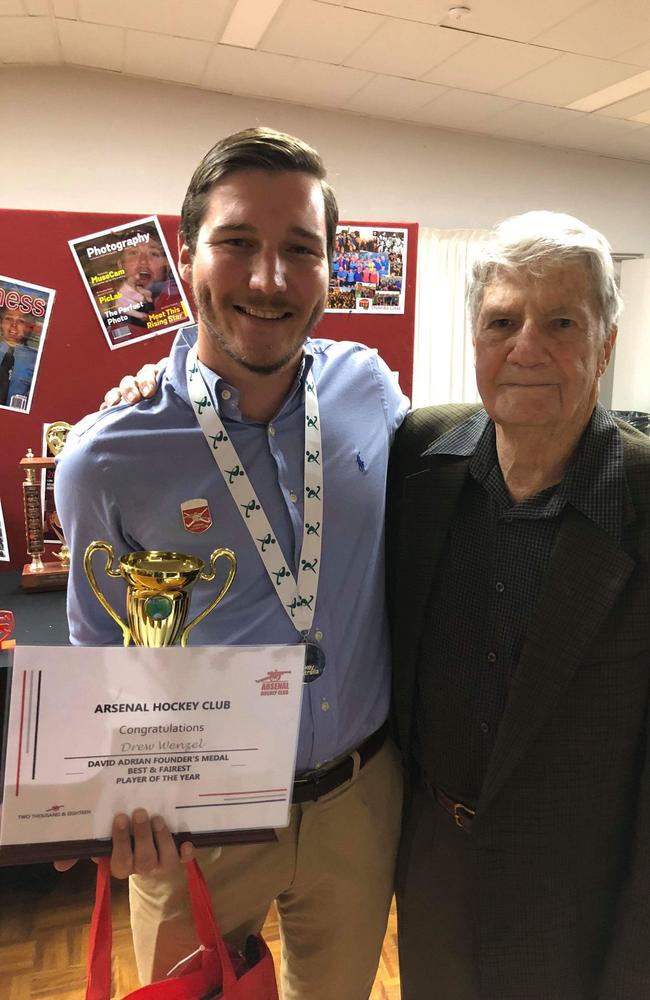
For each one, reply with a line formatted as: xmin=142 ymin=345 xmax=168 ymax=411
xmin=48 ymin=513 xmax=70 ymax=567
xmin=83 ymin=543 xmax=236 ymax=647
xmin=45 ymin=421 xmax=73 ymax=568
xmin=20 ymin=421 xmax=72 ymax=591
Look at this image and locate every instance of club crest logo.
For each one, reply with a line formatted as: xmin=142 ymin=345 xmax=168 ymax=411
xmin=255 ymin=669 xmax=291 ymax=696
xmin=181 ymin=498 xmax=212 ymax=534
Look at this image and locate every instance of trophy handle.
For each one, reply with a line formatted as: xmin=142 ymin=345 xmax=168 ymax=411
xmin=84 ymin=541 xmax=131 ymax=646
xmin=180 ymin=548 xmax=237 ymax=648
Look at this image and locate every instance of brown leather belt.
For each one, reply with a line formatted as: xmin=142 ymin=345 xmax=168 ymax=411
xmin=429 ymin=784 xmax=476 ymax=832
xmin=292 ymin=723 xmax=388 ymax=804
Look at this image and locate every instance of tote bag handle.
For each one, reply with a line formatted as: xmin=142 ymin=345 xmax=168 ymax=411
xmin=85 ymin=857 xmax=241 ymax=1000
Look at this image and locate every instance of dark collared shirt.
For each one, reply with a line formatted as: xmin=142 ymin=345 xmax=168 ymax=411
xmin=413 ymin=403 xmax=625 ymax=804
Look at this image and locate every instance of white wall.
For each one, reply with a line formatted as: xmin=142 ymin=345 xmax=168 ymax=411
xmin=612 ymin=259 xmax=650 ymax=412
xmin=3 ymin=66 xmax=650 ymax=254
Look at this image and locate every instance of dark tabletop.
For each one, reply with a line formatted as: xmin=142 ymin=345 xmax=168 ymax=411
xmin=0 ymin=571 xmax=69 ymax=645
xmin=0 ymin=572 xmax=71 ymax=878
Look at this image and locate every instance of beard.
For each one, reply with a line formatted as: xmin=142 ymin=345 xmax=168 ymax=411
xmin=194 ymin=281 xmax=326 ymax=376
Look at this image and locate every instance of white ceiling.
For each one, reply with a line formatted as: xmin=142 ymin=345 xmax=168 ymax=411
xmin=5 ymin=0 xmax=650 ymax=164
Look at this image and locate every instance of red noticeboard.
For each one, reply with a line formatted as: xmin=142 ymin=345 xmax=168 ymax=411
xmin=0 ymin=209 xmax=417 ymax=573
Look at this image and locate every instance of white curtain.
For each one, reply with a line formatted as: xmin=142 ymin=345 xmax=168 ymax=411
xmin=412 ymin=228 xmax=490 ymax=408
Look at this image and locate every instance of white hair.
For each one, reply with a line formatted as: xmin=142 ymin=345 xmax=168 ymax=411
xmin=468 ymin=211 xmax=623 ymax=339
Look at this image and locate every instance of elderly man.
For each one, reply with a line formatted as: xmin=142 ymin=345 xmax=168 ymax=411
xmin=56 ymin=127 xmax=406 ymax=1000
xmin=388 ymin=211 xmax=650 ymax=999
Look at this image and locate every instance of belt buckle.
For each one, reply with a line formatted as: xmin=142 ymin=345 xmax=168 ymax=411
xmin=295 ymin=763 xmax=331 ymax=802
xmin=452 ymin=802 xmax=475 ymax=831
xmin=308 ymin=768 xmax=326 ymax=802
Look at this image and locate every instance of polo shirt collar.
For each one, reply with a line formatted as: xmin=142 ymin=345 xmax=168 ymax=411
xmin=169 ymin=324 xmax=314 ymax=421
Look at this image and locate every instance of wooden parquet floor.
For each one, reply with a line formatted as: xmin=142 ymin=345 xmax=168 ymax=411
xmin=0 ymin=862 xmax=400 ymax=999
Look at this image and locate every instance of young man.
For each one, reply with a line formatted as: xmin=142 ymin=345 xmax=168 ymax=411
xmin=56 ymin=128 xmax=408 ymax=1000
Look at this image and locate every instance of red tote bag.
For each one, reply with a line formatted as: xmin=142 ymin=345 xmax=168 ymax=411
xmin=85 ymin=858 xmax=279 ymax=1000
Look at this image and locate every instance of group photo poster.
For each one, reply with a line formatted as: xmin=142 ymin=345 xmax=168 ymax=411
xmin=326 ymin=226 xmax=407 ymax=314
xmin=0 ymin=498 xmax=8 ymax=562
xmin=69 ymin=216 xmax=193 ymax=350
xmin=0 ymin=276 xmax=55 ymax=414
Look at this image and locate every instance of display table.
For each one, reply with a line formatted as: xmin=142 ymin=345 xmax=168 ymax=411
xmin=0 ymin=571 xmax=69 ymax=787
xmin=0 ymin=570 xmax=69 ymax=645
xmin=0 ymin=574 xmax=69 ymax=877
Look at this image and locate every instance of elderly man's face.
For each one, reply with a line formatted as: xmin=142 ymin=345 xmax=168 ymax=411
xmin=1 ymin=309 xmax=30 ymax=346
xmin=473 ymin=261 xmax=616 ymax=433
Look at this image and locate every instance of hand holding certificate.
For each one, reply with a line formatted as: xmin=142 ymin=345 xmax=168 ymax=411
xmin=52 ymin=808 xmax=194 ymax=877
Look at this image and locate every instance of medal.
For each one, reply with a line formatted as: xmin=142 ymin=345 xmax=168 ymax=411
xmin=187 ymin=347 xmax=326 ymax=682
xmin=303 ymin=640 xmax=326 ymax=683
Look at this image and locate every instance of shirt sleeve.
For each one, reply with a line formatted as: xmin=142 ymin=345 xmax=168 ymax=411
xmin=369 ymin=349 xmax=410 ymax=441
xmin=55 ymin=422 xmax=133 ymax=646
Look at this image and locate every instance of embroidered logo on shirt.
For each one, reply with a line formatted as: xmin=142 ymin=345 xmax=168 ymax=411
xmin=356 ymin=451 xmax=366 ymax=473
xmin=181 ymin=498 xmax=212 ymax=533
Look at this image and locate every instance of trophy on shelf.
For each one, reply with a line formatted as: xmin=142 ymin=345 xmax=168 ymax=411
xmin=83 ymin=542 xmax=237 ymax=647
xmin=20 ymin=420 xmax=72 ymax=592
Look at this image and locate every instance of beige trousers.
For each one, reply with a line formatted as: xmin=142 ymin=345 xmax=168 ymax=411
xmin=129 ymin=739 xmax=403 ymax=1000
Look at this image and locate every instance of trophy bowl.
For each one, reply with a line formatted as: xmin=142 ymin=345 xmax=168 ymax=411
xmin=119 ymin=551 xmax=205 ymax=591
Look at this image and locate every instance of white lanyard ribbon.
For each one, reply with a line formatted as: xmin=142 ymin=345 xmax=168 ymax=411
xmin=186 ymin=345 xmax=323 ymax=638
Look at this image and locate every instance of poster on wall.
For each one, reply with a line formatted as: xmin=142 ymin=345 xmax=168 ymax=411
xmin=0 ymin=276 xmax=55 ymax=414
xmin=326 ymin=226 xmax=407 ymax=314
xmin=69 ymin=216 xmax=193 ymax=350
xmin=0 ymin=498 xmax=9 ymax=562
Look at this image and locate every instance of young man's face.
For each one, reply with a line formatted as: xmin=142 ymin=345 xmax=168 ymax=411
xmin=1 ymin=309 xmax=30 ymax=346
xmin=179 ymin=169 xmax=330 ymax=377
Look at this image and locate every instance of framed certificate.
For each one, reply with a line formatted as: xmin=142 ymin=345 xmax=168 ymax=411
xmin=0 ymin=644 xmax=304 ymax=865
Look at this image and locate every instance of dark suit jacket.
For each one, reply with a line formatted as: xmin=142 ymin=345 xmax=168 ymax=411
xmin=387 ymin=405 xmax=650 ymax=1000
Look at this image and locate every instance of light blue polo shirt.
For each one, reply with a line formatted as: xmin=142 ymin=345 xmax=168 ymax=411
xmin=55 ymin=326 xmax=409 ymax=770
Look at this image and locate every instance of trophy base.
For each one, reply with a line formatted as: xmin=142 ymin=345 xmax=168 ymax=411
xmin=21 ymin=562 xmax=69 ymax=592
